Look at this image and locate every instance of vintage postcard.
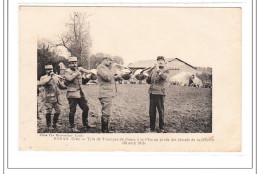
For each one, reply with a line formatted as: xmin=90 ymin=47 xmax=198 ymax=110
xmin=19 ymin=7 xmax=241 ymax=151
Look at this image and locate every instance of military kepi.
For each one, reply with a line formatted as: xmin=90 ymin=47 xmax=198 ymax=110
xmin=68 ymin=57 xmax=78 ymax=62
xmin=45 ymin=65 xmax=53 ymax=69
xmin=103 ymin=56 xmax=114 ymax=61
xmin=157 ymin=56 xmax=165 ymax=61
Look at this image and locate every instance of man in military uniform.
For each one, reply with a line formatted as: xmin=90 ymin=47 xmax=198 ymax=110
xmin=97 ymin=57 xmax=121 ymax=133
xmin=146 ymin=56 xmax=168 ymax=133
xmin=38 ymin=65 xmax=66 ymax=128
xmin=64 ymin=57 xmax=96 ymax=131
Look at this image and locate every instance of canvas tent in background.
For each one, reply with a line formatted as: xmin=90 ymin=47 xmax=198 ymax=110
xmin=168 ymin=71 xmax=203 ymax=87
xmin=192 ymin=76 xmax=203 ymax=87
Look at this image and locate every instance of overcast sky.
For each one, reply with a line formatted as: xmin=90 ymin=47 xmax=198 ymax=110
xmin=34 ymin=7 xmax=241 ymax=67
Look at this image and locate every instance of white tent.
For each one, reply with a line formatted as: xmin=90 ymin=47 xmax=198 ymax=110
xmin=168 ymin=72 xmax=202 ymax=87
xmin=192 ymin=76 xmax=203 ymax=86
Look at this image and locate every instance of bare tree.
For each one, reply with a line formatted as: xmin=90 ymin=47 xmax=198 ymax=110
xmin=37 ymin=39 xmax=69 ymax=78
xmin=37 ymin=39 xmax=54 ymax=51
xmin=57 ymin=12 xmax=92 ymax=67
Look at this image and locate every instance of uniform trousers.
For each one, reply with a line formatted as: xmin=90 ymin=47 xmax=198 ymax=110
xmin=99 ymin=97 xmax=113 ymax=119
xmin=99 ymin=97 xmax=113 ymax=132
xmin=68 ymin=97 xmax=89 ymax=127
xmin=45 ymin=102 xmax=61 ymax=114
xmin=149 ymin=94 xmax=165 ymax=130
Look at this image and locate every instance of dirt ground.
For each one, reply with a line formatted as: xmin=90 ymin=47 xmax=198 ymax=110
xmin=37 ymin=84 xmax=212 ymax=133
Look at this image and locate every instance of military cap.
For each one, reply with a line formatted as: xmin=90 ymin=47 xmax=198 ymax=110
xmin=45 ymin=65 xmax=53 ymax=69
xmin=68 ymin=57 xmax=78 ymax=62
xmin=157 ymin=56 xmax=165 ymax=61
xmin=103 ymin=57 xmax=114 ymax=61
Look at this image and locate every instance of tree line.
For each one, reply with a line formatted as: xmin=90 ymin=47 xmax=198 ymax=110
xmin=37 ymin=45 xmax=124 ymax=79
xmin=37 ymin=12 xmax=124 ymax=80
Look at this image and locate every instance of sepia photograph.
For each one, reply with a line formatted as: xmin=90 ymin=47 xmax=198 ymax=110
xmin=35 ymin=7 xmax=213 ymax=134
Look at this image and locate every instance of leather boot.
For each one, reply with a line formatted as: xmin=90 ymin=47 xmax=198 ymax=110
xmin=53 ymin=113 xmax=60 ymax=128
xmin=69 ymin=112 xmax=75 ymax=128
xmin=101 ymin=116 xmax=111 ymax=133
xmin=45 ymin=113 xmax=51 ymax=127
xmin=101 ymin=117 xmax=105 ymax=133
xmin=82 ymin=111 xmax=96 ymax=128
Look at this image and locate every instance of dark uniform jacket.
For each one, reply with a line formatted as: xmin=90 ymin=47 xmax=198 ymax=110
xmin=97 ymin=62 xmax=117 ymax=98
xmin=64 ymin=68 xmax=84 ymax=98
xmin=146 ymin=67 xmax=168 ymax=95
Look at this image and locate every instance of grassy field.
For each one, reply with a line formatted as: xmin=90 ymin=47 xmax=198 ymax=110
xmin=37 ymin=84 xmax=212 ymax=133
